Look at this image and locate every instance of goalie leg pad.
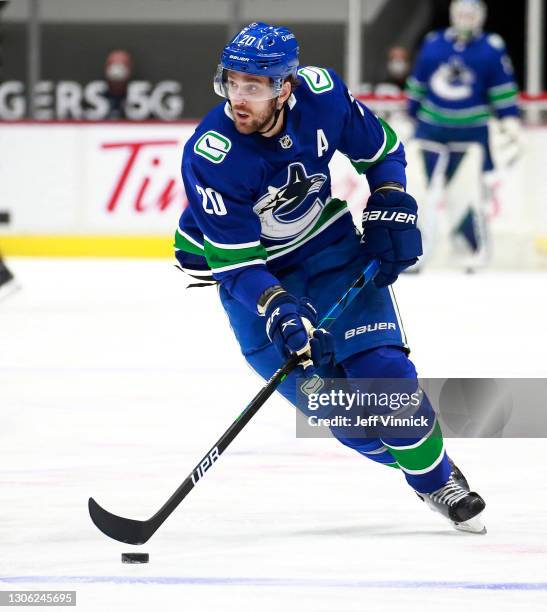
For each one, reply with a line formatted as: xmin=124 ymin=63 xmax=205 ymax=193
xmin=445 ymin=143 xmax=489 ymax=264
xmin=405 ymin=139 xmax=450 ymax=268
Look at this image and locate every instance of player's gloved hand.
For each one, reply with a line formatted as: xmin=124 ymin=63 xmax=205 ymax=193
xmin=361 ymin=185 xmax=423 ymax=287
xmin=263 ymin=291 xmax=334 ymax=375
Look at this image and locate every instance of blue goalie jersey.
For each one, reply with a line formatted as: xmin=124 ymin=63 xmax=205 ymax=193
xmin=175 ymin=67 xmax=406 ymax=311
xmin=406 ymin=29 xmax=519 ymax=129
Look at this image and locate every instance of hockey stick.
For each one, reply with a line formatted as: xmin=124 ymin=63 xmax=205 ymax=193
xmin=88 ymin=258 xmax=380 ymax=544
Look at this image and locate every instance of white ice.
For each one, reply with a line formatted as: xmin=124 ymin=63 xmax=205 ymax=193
xmin=1 ymin=258 xmax=547 ymax=612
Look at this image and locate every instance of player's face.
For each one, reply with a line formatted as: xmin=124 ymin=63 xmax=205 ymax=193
xmin=450 ymin=0 xmax=485 ymax=36
xmin=226 ymin=72 xmax=278 ymax=134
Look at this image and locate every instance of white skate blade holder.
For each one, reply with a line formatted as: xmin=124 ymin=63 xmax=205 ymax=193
xmin=454 ymin=512 xmax=487 ymax=535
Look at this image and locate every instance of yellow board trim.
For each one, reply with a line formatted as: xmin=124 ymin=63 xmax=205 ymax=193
xmin=2 ymin=234 xmax=547 ymax=258
xmin=537 ymin=237 xmax=547 ymax=254
xmin=0 ymin=235 xmax=173 ymax=258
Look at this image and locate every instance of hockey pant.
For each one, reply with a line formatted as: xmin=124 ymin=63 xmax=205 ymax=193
xmin=219 ymin=234 xmax=450 ymax=493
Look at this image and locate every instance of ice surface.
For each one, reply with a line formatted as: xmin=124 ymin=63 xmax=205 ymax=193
xmin=1 ymin=258 xmax=547 ymax=611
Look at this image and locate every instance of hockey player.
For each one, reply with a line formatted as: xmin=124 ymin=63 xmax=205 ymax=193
xmin=175 ymin=22 xmax=486 ymax=533
xmin=405 ymin=0 xmax=521 ymax=269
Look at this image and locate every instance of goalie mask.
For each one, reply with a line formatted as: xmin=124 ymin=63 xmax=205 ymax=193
xmin=450 ymin=0 xmax=487 ymax=39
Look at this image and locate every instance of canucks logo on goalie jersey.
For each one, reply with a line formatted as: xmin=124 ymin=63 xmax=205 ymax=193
xmin=406 ymin=29 xmax=519 ymax=134
xmin=429 ymin=57 xmax=475 ymax=101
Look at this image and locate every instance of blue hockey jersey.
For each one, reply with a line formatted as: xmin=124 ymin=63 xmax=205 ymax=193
xmin=406 ymin=29 xmax=519 ymax=128
xmin=175 ymin=67 xmax=406 ymax=312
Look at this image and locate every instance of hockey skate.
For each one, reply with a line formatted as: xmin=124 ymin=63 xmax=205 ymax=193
xmin=416 ymin=459 xmax=486 ymax=534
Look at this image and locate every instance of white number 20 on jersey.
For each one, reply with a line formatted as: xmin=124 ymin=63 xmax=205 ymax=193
xmin=196 ymin=185 xmax=227 ymax=216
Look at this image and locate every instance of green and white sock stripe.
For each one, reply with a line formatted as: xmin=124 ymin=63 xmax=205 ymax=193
xmin=417 ymin=100 xmax=490 ymax=127
xmin=383 ymin=419 xmax=445 ymax=475
xmin=364 ymin=444 xmax=400 ymax=470
xmin=349 ymin=118 xmax=400 ymax=173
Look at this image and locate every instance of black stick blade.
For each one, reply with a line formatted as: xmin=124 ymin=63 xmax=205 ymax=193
xmin=88 ymin=497 xmax=155 ymax=545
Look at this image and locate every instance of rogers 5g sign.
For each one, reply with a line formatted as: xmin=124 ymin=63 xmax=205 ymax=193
xmin=0 ymin=80 xmax=184 ymax=120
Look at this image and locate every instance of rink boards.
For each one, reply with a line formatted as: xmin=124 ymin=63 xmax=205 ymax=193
xmin=0 ymin=120 xmax=546 ymax=265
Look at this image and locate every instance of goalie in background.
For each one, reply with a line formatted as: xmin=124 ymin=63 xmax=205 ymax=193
xmin=405 ymin=0 xmax=521 ymax=271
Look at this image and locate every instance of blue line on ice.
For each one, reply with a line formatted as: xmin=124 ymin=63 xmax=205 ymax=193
xmin=1 ymin=577 xmax=547 ymax=590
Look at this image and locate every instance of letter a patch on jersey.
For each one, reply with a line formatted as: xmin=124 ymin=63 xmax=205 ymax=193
xmin=316 ymin=129 xmax=329 ymax=157
xmin=194 ymin=130 xmax=232 ymax=164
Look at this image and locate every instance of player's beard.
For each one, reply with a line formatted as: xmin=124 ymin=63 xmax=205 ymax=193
xmin=232 ymin=99 xmax=278 ymax=135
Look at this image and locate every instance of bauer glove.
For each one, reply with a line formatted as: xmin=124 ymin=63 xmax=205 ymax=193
xmin=361 ymin=185 xmax=422 ymax=287
xmin=262 ymin=290 xmax=334 ymax=376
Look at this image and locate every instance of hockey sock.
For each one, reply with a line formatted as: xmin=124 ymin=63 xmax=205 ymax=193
xmin=382 ymin=419 xmax=451 ymax=493
xmin=341 ymin=347 xmax=451 ymax=491
xmin=331 ymin=436 xmax=399 ymax=468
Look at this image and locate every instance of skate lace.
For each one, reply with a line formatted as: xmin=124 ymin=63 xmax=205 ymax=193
xmin=429 ymin=477 xmax=468 ymax=506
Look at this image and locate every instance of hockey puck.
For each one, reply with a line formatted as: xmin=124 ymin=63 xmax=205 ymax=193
xmin=121 ymin=552 xmax=149 ymax=564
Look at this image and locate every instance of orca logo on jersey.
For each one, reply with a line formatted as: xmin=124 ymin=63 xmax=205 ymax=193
xmin=430 ymin=57 xmax=475 ymax=101
xmin=253 ymin=162 xmax=327 ymax=240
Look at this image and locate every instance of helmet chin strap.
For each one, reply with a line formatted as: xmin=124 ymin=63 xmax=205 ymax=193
xmin=257 ymin=99 xmax=284 ymax=135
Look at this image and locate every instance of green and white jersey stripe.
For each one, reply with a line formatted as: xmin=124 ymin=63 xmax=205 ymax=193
xmin=203 ymin=237 xmax=267 ymax=273
xmin=349 ymin=118 xmax=400 ymax=173
xmin=487 ymin=82 xmax=518 ymax=99
xmin=418 ymin=100 xmax=491 ymax=127
xmin=174 ymin=228 xmax=205 ymax=255
xmin=487 ymin=82 xmax=519 ymax=109
xmin=405 ymin=76 xmax=427 ymax=101
xmin=174 ymin=198 xmax=351 ymax=273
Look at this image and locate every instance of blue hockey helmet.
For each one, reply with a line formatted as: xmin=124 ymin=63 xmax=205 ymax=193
xmin=214 ymin=22 xmax=299 ymax=101
xmin=450 ymin=0 xmax=486 ymax=38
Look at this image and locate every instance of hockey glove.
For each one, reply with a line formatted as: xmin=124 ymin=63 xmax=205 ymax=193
xmin=263 ymin=291 xmax=334 ymax=376
xmin=361 ymin=186 xmax=422 ymax=287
